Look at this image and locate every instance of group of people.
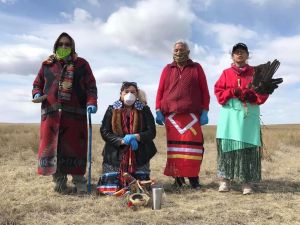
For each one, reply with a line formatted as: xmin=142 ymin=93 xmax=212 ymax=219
xmin=32 ymin=32 xmax=270 ymax=195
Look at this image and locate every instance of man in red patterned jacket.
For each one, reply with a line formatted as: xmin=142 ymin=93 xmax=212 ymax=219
xmin=32 ymin=32 xmax=98 ymax=194
xmin=155 ymin=40 xmax=210 ymax=189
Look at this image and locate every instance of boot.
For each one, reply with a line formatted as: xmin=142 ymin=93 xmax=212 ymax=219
xmin=72 ymin=175 xmax=87 ymax=194
xmin=188 ymin=177 xmax=201 ymax=190
xmin=174 ymin=177 xmax=186 ymax=187
xmin=52 ymin=173 xmax=68 ymax=193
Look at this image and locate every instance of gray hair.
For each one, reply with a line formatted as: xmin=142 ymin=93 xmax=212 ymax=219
xmin=173 ymin=40 xmax=190 ymax=51
xmin=137 ymin=88 xmax=147 ymax=105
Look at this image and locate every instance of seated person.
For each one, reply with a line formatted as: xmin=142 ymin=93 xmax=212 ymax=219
xmin=97 ymin=81 xmax=157 ymax=195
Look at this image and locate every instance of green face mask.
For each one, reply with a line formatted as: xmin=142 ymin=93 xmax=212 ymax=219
xmin=56 ymin=47 xmax=72 ymax=59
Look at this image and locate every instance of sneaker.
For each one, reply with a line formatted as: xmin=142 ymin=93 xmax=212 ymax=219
xmin=174 ymin=177 xmax=186 ymax=187
xmin=188 ymin=177 xmax=201 ymax=190
xmin=218 ymin=180 xmax=230 ymax=192
xmin=242 ymin=183 xmax=253 ymax=195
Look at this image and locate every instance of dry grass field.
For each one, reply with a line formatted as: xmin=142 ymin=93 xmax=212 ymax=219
xmin=0 ymin=123 xmax=299 ymax=225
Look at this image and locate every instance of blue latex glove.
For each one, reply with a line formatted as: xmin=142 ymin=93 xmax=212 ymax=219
xmin=200 ymin=110 xmax=209 ymax=125
xmin=155 ymin=110 xmax=165 ymax=125
xmin=87 ymin=105 xmax=97 ymax=114
xmin=123 ymin=134 xmax=136 ymax=145
xmin=130 ymin=138 xmax=138 ymax=151
xmin=33 ymin=93 xmax=41 ymax=99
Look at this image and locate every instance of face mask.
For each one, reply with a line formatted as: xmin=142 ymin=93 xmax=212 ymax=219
xmin=56 ymin=47 xmax=71 ymax=59
xmin=173 ymin=52 xmax=189 ymax=63
xmin=123 ymin=93 xmax=136 ymax=106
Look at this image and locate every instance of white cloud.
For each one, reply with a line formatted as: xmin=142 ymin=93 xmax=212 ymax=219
xmin=0 ymin=44 xmax=48 ymax=75
xmin=86 ymin=0 xmax=100 ymax=6
xmin=1 ymin=0 xmax=299 ymax=124
xmin=250 ymin=35 xmax=300 ymax=85
xmin=191 ymin=0 xmax=215 ymax=10
xmin=60 ymin=12 xmax=72 ymax=20
xmin=0 ymin=75 xmax=38 ymax=123
xmin=0 ymin=0 xmax=15 ymax=4
xmin=248 ymin=0 xmax=298 ymax=6
xmin=202 ymin=21 xmax=257 ymax=51
xmin=14 ymin=1 xmax=196 ymax=60
xmin=13 ymin=34 xmax=45 ymax=43
xmin=102 ymin=0 xmax=196 ymax=56
xmin=72 ymin=8 xmax=92 ymax=23
xmin=94 ymin=67 xmax=133 ymax=83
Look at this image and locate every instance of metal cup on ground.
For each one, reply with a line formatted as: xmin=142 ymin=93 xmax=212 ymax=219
xmin=152 ymin=185 xmax=164 ymax=210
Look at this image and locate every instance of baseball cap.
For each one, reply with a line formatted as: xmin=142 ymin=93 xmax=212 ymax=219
xmin=232 ymin=43 xmax=248 ymax=54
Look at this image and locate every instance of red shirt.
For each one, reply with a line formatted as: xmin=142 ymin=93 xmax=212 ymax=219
xmin=156 ymin=59 xmax=210 ymax=114
xmin=214 ymin=64 xmax=268 ymax=105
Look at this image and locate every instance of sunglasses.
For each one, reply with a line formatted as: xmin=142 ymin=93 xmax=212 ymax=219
xmin=58 ymin=42 xmax=71 ymax=47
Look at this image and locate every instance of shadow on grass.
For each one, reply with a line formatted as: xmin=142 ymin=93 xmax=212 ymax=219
xmin=227 ymin=179 xmax=300 ymax=193
xmin=162 ymin=179 xmax=300 ymax=194
xmin=56 ymin=183 xmax=99 ymax=197
xmin=161 ymin=180 xmax=220 ymax=194
xmin=256 ymin=179 xmax=300 ymax=193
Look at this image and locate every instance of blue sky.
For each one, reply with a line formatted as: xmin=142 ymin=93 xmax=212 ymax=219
xmin=1 ymin=0 xmax=299 ymax=124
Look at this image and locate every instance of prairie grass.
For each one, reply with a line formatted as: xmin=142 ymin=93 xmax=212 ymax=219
xmin=0 ymin=123 xmax=299 ymax=225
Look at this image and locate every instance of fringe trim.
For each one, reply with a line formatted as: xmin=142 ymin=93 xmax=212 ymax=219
xmin=217 ymin=138 xmax=257 ymax=152
xmin=217 ymin=139 xmax=262 ymax=183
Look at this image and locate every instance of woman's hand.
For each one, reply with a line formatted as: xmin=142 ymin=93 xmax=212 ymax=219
xmin=123 ymin=134 xmax=139 ymax=150
xmin=123 ymin=134 xmax=136 ymax=145
xmin=240 ymin=89 xmax=257 ymax=103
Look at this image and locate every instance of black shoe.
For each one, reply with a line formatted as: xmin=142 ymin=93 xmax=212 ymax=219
xmin=174 ymin=177 xmax=186 ymax=187
xmin=188 ymin=177 xmax=201 ymax=190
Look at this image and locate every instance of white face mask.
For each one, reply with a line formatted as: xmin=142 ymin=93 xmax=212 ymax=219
xmin=123 ymin=93 xmax=136 ymax=106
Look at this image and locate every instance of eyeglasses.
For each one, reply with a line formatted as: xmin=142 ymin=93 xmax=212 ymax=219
xmin=58 ymin=42 xmax=71 ymax=47
xmin=122 ymin=81 xmax=137 ymax=87
xmin=233 ymin=49 xmax=248 ymax=55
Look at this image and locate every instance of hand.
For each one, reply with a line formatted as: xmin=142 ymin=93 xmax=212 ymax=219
xmin=232 ymin=87 xmax=242 ymax=97
xmin=87 ymin=105 xmax=97 ymax=114
xmin=200 ymin=110 xmax=209 ymax=125
xmin=241 ymin=89 xmax=257 ymax=103
xmin=33 ymin=93 xmax=41 ymax=99
xmin=129 ymin=138 xmax=138 ymax=151
xmin=123 ymin=134 xmax=136 ymax=145
xmin=155 ymin=110 xmax=165 ymax=125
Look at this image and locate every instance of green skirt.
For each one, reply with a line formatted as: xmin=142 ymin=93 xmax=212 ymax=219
xmin=217 ymin=139 xmax=262 ymax=183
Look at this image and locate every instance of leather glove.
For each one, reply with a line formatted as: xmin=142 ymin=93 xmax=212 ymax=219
xmin=129 ymin=138 xmax=138 ymax=151
xmin=232 ymin=87 xmax=242 ymax=97
xmin=123 ymin=134 xmax=136 ymax=145
xmin=87 ymin=105 xmax=97 ymax=114
xmin=200 ymin=110 xmax=209 ymax=125
xmin=33 ymin=93 xmax=41 ymax=99
xmin=241 ymin=89 xmax=257 ymax=103
xmin=155 ymin=110 xmax=165 ymax=125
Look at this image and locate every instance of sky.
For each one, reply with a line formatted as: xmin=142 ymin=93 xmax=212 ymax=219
xmin=0 ymin=0 xmax=299 ymax=125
